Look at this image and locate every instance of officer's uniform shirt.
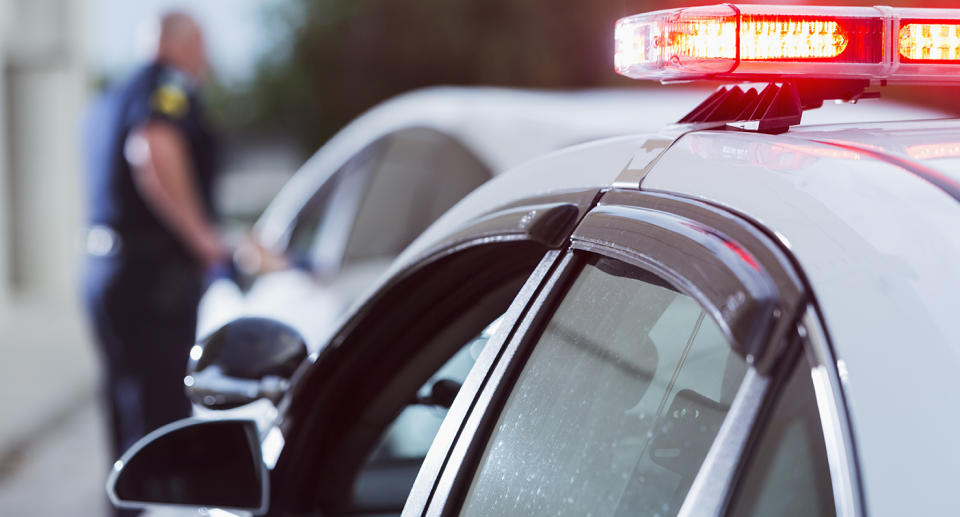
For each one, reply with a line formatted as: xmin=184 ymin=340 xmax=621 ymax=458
xmin=82 ymin=62 xmax=219 ymax=465
xmin=84 ymin=61 xmax=218 ymax=264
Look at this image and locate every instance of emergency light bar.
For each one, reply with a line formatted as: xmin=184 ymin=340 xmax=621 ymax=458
xmin=615 ymin=5 xmax=960 ymax=82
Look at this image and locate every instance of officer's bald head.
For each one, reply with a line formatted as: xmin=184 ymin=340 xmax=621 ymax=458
xmin=147 ymin=10 xmax=208 ymax=81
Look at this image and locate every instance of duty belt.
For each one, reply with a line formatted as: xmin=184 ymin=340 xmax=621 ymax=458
xmin=85 ymin=225 xmax=122 ymax=257
xmin=84 ymin=225 xmax=188 ymax=260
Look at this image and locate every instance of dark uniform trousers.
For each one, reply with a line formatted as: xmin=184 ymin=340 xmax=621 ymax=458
xmin=84 ymin=248 xmax=203 ymax=462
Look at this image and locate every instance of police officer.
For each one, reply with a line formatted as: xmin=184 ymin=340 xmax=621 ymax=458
xmin=82 ymin=10 xmax=225 ymax=486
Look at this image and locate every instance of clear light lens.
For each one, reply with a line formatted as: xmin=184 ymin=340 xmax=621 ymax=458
xmin=614 ymin=6 xmax=737 ymax=79
xmin=899 ymin=23 xmax=960 ymax=61
xmin=740 ymin=17 xmax=848 ymax=60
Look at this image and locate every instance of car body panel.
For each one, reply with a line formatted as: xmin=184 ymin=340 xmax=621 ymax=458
xmin=789 ymin=118 xmax=960 ymax=181
xmin=643 ymin=129 xmax=960 ymax=516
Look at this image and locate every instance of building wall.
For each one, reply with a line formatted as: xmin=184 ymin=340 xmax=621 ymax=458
xmin=0 ymin=0 xmax=86 ymax=305
xmin=0 ymin=0 xmax=101 ymax=472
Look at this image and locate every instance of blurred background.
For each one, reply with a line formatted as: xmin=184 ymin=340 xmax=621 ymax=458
xmin=0 ymin=0 xmax=955 ymax=514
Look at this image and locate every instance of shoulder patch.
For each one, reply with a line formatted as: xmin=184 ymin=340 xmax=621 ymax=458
xmin=151 ymin=84 xmax=189 ymax=119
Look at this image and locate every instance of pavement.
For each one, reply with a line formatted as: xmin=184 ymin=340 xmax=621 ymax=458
xmin=0 ymin=395 xmax=109 ymax=516
xmin=0 ymin=298 xmax=110 ymax=516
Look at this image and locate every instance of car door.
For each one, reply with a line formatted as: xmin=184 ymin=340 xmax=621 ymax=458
xmin=404 ymin=190 xmax=858 ymax=517
xmin=266 ymin=189 xmax=599 ymax=516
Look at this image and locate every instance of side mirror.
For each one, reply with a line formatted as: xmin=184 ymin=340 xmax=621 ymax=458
xmin=186 ymin=317 xmax=308 ymax=409
xmin=108 ymin=419 xmax=267 ymax=514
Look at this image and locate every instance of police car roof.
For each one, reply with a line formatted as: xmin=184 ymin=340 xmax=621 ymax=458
xmin=386 ymin=104 xmax=960 ymax=516
xmin=393 ymin=100 xmax=952 ymax=271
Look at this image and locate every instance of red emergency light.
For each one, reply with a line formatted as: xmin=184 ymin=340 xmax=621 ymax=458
xmin=615 ymin=5 xmax=960 ymax=82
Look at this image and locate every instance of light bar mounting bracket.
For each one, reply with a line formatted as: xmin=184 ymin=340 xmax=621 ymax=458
xmin=678 ymin=79 xmax=875 ymax=134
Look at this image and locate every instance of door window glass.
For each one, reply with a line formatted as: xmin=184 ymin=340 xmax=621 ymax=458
xmin=343 ymin=128 xmax=491 ymax=263
xmin=285 ymin=145 xmax=380 ymax=262
xmin=460 ymin=256 xmax=747 ymax=517
xmin=367 ymin=317 xmax=501 ymax=463
xmin=349 ymin=317 xmax=502 ymax=513
xmin=725 ymin=356 xmax=836 ymax=517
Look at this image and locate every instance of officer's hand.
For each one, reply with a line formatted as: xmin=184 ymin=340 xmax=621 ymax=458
xmin=234 ymin=238 xmax=289 ymax=277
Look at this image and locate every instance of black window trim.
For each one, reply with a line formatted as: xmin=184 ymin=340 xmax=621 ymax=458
xmin=578 ymin=190 xmax=807 ymax=374
xmin=414 ymin=190 xmax=813 ymax=517
xmin=269 ymin=189 xmax=599 ymax=514
xmin=415 ymin=250 xmax=582 ymax=517
xmin=402 ymin=248 xmax=567 ymax=515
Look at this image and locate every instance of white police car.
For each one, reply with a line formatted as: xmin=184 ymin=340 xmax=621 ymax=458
xmin=110 ymin=5 xmax=960 ymax=517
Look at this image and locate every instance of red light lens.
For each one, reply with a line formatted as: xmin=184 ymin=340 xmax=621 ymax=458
xmin=740 ymin=16 xmax=848 ymax=60
xmin=668 ymin=18 xmax=737 ymax=60
xmin=899 ymin=22 xmax=960 ymax=61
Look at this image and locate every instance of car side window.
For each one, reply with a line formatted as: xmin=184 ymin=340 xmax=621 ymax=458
xmin=366 ymin=317 xmax=499 ymax=464
xmin=286 ymin=177 xmax=335 ymax=259
xmin=725 ymin=355 xmax=836 ymax=517
xmin=343 ymin=128 xmax=491 ymax=264
xmin=459 ymin=255 xmax=748 ymax=517
xmin=286 ymin=144 xmax=380 ymax=262
xmin=349 ymin=318 xmax=501 ymax=512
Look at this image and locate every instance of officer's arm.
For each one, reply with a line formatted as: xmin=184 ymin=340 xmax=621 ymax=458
xmin=126 ymin=121 xmax=226 ymax=267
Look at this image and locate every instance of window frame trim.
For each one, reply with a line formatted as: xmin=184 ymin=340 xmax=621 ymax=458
xmin=411 ymin=251 xmax=581 ymax=517
xmin=574 ymin=191 xmax=807 ymax=373
xmin=416 ymin=191 xmax=811 ymax=517
xmin=801 ymin=306 xmax=864 ymax=517
xmin=400 ymin=248 xmax=567 ymax=515
xmin=677 ymin=368 xmax=770 ymax=517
